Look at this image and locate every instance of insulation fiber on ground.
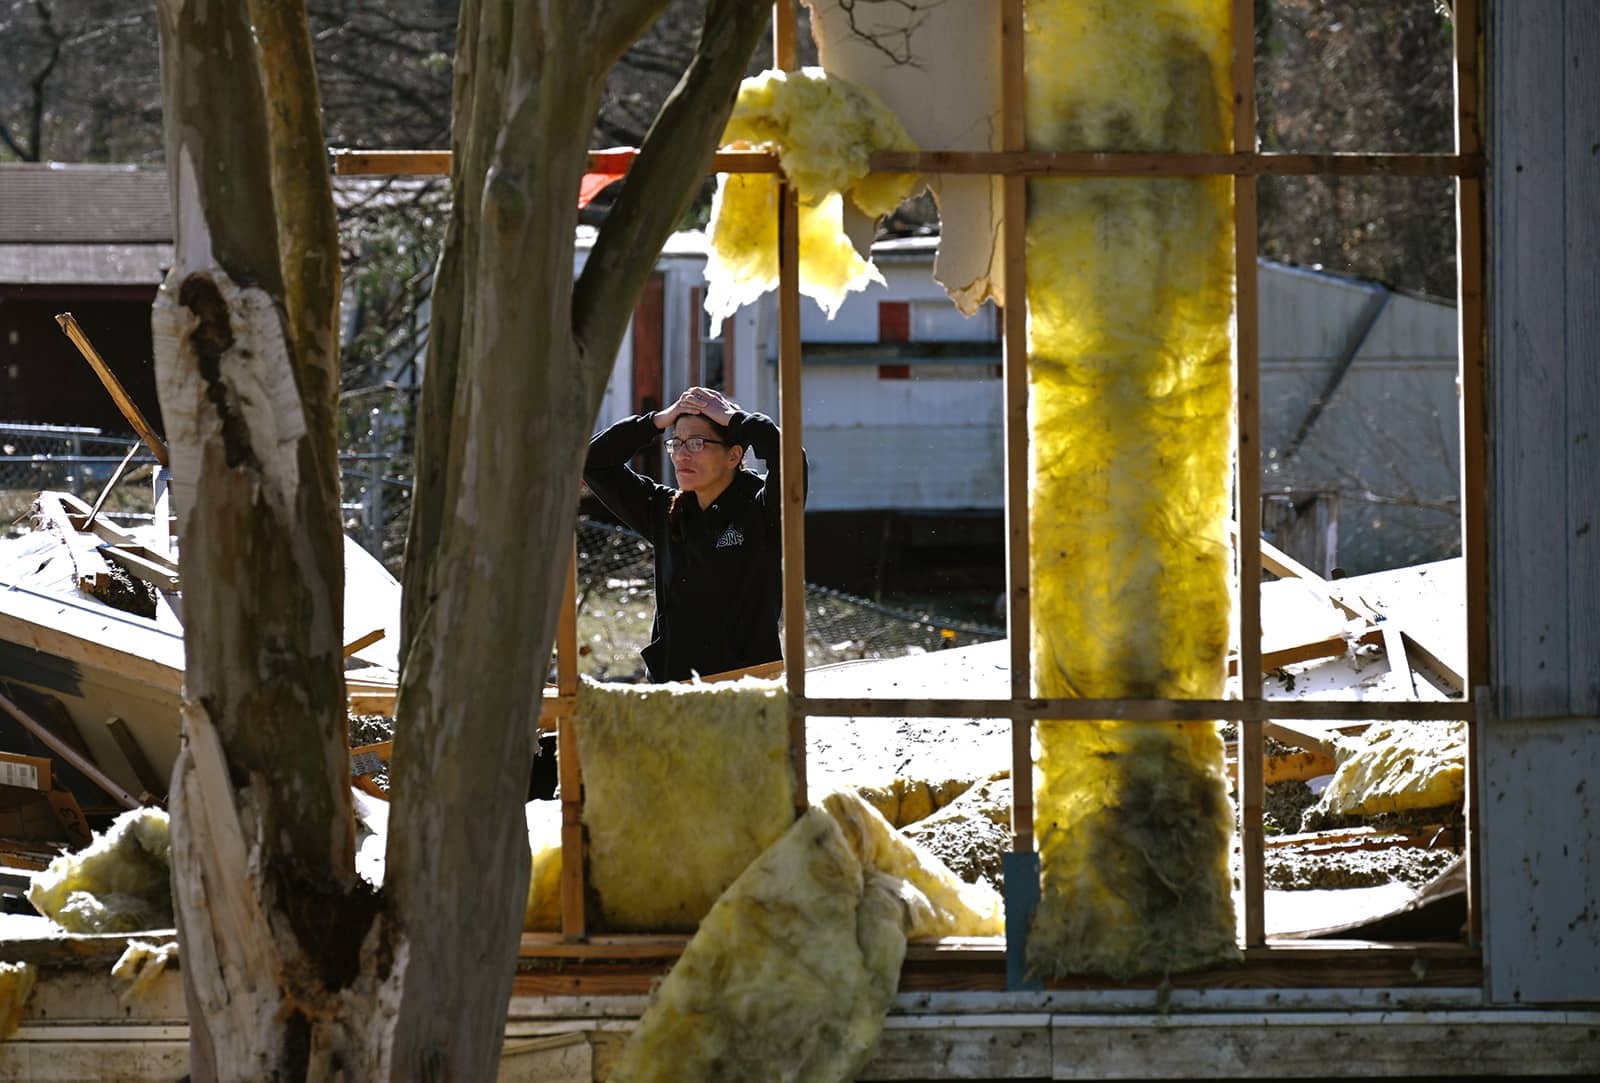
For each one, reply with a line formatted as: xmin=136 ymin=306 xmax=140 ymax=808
xmin=606 ymin=807 xmax=907 ymax=1083
xmin=27 ymin=807 xmax=172 ymax=933
xmin=576 ymin=677 xmax=793 ymax=931
xmin=854 ymin=774 xmax=972 ymax=828
xmin=1313 ymin=721 xmax=1466 ymax=818
xmin=1024 ymin=0 xmax=1240 ymax=980
xmin=705 ymin=67 xmax=920 ymax=320
xmin=821 ymin=789 xmax=1004 ymax=938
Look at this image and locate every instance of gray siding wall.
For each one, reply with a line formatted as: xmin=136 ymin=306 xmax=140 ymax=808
xmin=1483 ymin=0 xmax=1600 ymax=1003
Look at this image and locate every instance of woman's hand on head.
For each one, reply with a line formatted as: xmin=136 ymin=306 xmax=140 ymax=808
xmin=654 ymin=389 xmax=695 ymax=430
xmin=674 ymin=386 xmax=738 ymax=427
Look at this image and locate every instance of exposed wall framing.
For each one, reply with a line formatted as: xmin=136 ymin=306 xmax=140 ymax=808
xmin=335 ymin=0 xmax=1488 ymax=990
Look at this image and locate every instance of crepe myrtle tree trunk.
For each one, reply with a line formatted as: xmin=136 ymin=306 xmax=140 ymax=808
xmin=153 ymin=0 xmax=769 ymax=1079
xmin=387 ymin=0 xmax=771 ymax=1075
xmin=152 ymin=0 xmax=370 ymax=1078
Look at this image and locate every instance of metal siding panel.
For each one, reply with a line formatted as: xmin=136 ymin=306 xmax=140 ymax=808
xmin=1490 ymin=0 xmax=1571 ymax=719
xmin=1481 ymin=720 xmax=1600 ymax=1004
xmin=1566 ymin=0 xmax=1600 ymax=715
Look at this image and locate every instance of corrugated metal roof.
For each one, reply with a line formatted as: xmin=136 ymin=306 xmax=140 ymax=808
xmin=0 ymin=163 xmax=172 ymax=244
xmin=0 ymin=242 xmax=169 ymax=286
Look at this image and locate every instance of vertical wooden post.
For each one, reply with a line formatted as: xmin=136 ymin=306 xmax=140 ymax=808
xmin=557 ymin=540 xmax=585 ymax=940
xmin=1452 ymin=0 xmax=1486 ymax=948
xmin=1000 ymin=0 xmax=1032 ymax=855
xmin=774 ymin=0 xmax=808 ymax=815
xmin=1231 ymin=0 xmax=1266 ymax=949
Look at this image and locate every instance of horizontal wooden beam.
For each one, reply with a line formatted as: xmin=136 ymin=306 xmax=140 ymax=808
xmin=794 ymin=696 xmax=1471 ymax=723
xmin=331 ymin=148 xmax=783 ymax=177
xmin=331 ymin=146 xmax=1481 ymax=181
xmin=869 ymin=149 xmax=1484 ymax=178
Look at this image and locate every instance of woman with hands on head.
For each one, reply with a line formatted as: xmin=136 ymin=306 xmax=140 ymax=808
xmin=583 ymin=386 xmax=808 ymax=683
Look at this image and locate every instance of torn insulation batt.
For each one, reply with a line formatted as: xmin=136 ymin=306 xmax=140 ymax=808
xmin=607 ymin=806 xmax=906 ymax=1083
xmin=27 ymin=807 xmax=173 ymax=934
xmin=1312 ymin=721 xmax=1466 ymax=818
xmin=1025 ymin=0 xmax=1240 ymax=979
xmin=575 ymin=677 xmax=794 ymax=931
xmin=704 ymin=67 xmax=920 ymax=320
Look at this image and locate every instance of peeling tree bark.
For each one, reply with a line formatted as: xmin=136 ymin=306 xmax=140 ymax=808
xmin=154 ymin=0 xmax=371 ymax=1078
xmin=155 ymin=0 xmax=770 ymax=1079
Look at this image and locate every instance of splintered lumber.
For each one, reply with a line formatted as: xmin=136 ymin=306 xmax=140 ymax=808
xmin=35 ymin=491 xmax=112 ymax=595
xmin=54 ymin=312 xmax=169 ymax=466
xmin=102 ymin=544 xmax=181 ymax=592
xmin=1265 ymin=825 xmax=1453 ymax=854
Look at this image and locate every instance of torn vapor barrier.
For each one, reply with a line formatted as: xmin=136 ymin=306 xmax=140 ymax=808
xmin=1025 ymin=0 xmax=1240 ymax=980
xmin=807 ymin=0 xmax=1005 ymax=314
xmin=704 ymin=67 xmax=921 ymax=321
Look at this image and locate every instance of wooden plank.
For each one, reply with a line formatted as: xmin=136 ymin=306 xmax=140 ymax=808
xmin=101 ymin=545 xmax=181 ymax=592
xmin=1051 ymin=1012 xmax=1598 ymax=1079
xmin=1260 ymin=719 xmax=1339 ymax=760
xmin=778 ymin=197 xmax=807 ymax=815
xmin=341 ymin=627 xmax=385 ymax=658
xmin=1233 ymin=0 xmax=1265 ymax=952
xmin=693 ymin=659 xmax=783 ymax=683
xmin=106 ymin=716 xmax=166 ymax=801
xmin=35 ymin=491 xmax=111 ymax=595
xmin=83 ymin=440 xmax=142 ymax=531
xmin=791 ymin=696 xmax=1471 ymax=722
xmin=53 ymin=313 xmax=169 ymax=467
xmin=861 ymin=1015 xmax=1051 ymax=1080
xmin=1000 ymin=0 xmax=1031 ymax=855
xmin=329 ymin=147 xmax=782 ymax=177
xmin=557 ymin=543 xmax=584 ymax=941
xmin=1381 ymin=622 xmax=1418 ymax=698
xmin=1224 ymin=746 xmax=1338 ymax=786
xmin=866 ymin=149 xmax=1482 ymax=177
xmin=1263 ymin=824 xmax=1452 ymax=854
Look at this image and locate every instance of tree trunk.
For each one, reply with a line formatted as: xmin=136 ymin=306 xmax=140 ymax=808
xmin=155 ymin=0 xmax=770 ymax=1078
xmin=153 ymin=1 xmax=372 ymax=1078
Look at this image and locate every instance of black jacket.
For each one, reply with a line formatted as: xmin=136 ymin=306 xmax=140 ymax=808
xmin=582 ymin=411 xmax=807 ymax=682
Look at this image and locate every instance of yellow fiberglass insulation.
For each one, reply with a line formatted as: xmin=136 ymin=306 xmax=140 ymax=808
xmin=27 ymin=807 xmax=172 ymax=934
xmin=1025 ymin=0 xmax=1240 ymax=980
xmin=523 ymin=799 xmax=563 ymax=933
xmin=1312 ymin=721 xmax=1466 ymax=819
xmin=575 ymin=677 xmax=794 ymax=931
xmin=0 ymin=962 xmax=36 ymax=1040
xmin=606 ymin=807 xmax=907 ymax=1083
xmin=821 ymin=789 xmax=1003 ymax=938
xmin=704 ymin=67 xmax=920 ymax=321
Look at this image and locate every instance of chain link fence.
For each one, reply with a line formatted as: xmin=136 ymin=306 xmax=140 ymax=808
xmin=573 ymin=516 xmax=1002 ymax=681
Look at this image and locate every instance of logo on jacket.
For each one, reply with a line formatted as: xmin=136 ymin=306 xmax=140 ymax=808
xmin=715 ymin=526 xmax=745 ymax=549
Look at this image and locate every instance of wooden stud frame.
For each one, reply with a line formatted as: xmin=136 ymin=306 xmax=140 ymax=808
xmin=337 ymin=0 xmax=1488 ymax=980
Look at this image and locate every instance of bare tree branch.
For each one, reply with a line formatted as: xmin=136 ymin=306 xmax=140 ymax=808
xmin=573 ymin=0 xmax=769 ymax=373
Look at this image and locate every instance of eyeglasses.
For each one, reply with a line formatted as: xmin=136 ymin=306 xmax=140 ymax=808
xmin=664 ymin=436 xmax=728 ymax=455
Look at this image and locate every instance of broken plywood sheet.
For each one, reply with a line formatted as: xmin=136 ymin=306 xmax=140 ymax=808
xmin=809 ymin=0 xmax=1005 ymax=313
